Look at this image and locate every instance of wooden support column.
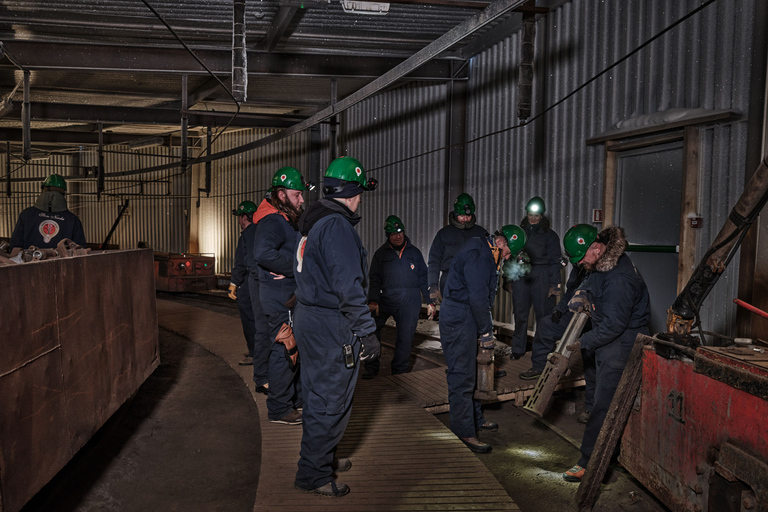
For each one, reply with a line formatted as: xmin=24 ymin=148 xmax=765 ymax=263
xmin=679 ymin=126 xmax=700 ymax=293
xmin=602 ymin=149 xmax=617 ymax=227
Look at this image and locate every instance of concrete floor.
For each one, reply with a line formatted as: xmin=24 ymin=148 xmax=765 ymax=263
xmin=21 ymin=292 xmax=670 ymax=512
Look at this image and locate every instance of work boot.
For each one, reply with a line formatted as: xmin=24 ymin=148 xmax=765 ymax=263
xmin=577 ymin=410 xmax=591 ymax=424
xmin=238 ymin=355 xmax=253 ymax=366
xmin=460 ymin=436 xmax=492 ymax=454
xmin=519 ymin=367 xmax=542 ymax=380
xmin=563 ymin=464 xmax=586 ymax=482
xmin=511 ymin=352 xmax=525 ymax=360
xmin=297 ymin=480 xmax=350 ymax=497
xmin=332 ymin=457 xmax=352 ymax=472
xmin=479 ymin=421 xmax=498 ymax=432
xmin=270 ymin=409 xmax=302 ymax=425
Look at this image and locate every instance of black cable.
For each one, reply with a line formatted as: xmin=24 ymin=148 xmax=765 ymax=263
xmin=366 ymin=0 xmax=719 ymax=174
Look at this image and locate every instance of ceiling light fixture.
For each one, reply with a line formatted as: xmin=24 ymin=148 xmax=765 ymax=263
xmin=341 ymin=0 xmax=389 ymax=15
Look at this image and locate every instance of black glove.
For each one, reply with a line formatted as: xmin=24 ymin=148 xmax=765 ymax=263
xmin=551 ymin=310 xmax=563 ymax=323
xmin=359 ymin=333 xmax=381 ymax=362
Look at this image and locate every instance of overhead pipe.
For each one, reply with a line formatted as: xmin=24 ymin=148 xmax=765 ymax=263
xmin=22 ymin=70 xmax=30 ymax=161
xmin=232 ymin=0 xmax=247 ymax=103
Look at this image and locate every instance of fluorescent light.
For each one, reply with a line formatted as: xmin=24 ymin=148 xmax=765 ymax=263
xmin=341 ymin=0 xmax=389 ymax=15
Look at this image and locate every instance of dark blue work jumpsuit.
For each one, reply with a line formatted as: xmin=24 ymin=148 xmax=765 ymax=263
xmin=243 ymin=222 xmax=271 ymax=388
xmin=439 ymin=236 xmax=499 ymax=439
xmin=510 ymin=222 xmax=561 ymax=356
xmin=231 ymin=231 xmax=256 ymax=358
xmin=365 ymin=235 xmax=430 ymax=376
xmin=254 ymin=211 xmax=301 ymax=420
xmin=10 ymin=207 xmax=86 ymax=248
xmin=576 ymin=254 xmax=650 ymax=468
xmin=427 ymin=214 xmax=487 ymax=296
xmin=293 ymin=199 xmax=376 ymax=490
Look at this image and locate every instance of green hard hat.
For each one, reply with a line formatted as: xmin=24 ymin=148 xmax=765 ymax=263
xmin=271 ymin=166 xmax=308 ymax=191
xmin=42 ymin=173 xmax=67 ymax=191
xmin=525 ymin=196 xmax=546 ymax=214
xmin=500 ymin=224 xmax=526 ymax=254
xmin=563 ymin=224 xmax=598 ymax=264
xmin=324 ymin=156 xmax=377 ymax=190
xmin=232 ymin=200 xmax=257 ymax=216
xmin=384 ymin=215 xmax=405 ymax=234
xmin=453 ymin=193 xmax=476 ymax=216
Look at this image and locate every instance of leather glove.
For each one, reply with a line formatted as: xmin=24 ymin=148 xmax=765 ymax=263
xmin=428 ymin=285 xmax=442 ymax=305
xmin=478 ymin=332 xmax=496 ymax=349
xmin=551 ymin=310 xmax=563 ymax=323
xmin=359 ymin=333 xmax=381 ymax=362
xmin=565 ymin=339 xmax=581 ymax=352
xmin=368 ymin=302 xmax=380 ymax=316
xmin=228 ymin=283 xmax=237 ymax=300
xmin=427 ymin=304 xmax=437 ymax=320
xmin=548 ymin=284 xmax=561 ymax=297
xmin=568 ymin=289 xmax=591 ymax=314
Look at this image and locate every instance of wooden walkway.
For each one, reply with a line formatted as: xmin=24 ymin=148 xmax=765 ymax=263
xmin=156 ymin=299 xmax=519 ymax=512
xmin=387 ymin=350 xmax=586 ymax=413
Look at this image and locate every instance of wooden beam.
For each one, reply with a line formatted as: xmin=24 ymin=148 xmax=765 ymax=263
xmin=679 ymin=126 xmax=700 ymax=293
xmin=602 ymin=150 xmax=617 ymax=228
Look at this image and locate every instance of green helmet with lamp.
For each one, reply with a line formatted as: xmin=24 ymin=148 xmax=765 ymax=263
xmin=272 ymin=166 xmax=313 ymax=191
xmin=500 ymin=224 xmax=527 ymax=254
xmin=563 ymin=224 xmax=598 ymax=264
xmin=453 ymin=193 xmax=476 ymax=216
xmin=525 ymin=196 xmax=546 ymax=215
xmin=232 ymin=200 xmax=258 ymax=216
xmin=384 ymin=215 xmax=405 ymax=234
xmin=42 ymin=173 xmax=67 ymax=191
xmin=323 ymin=156 xmax=377 ymax=191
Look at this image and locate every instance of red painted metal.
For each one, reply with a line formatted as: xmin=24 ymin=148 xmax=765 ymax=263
xmin=153 ymin=252 xmax=216 ymax=292
xmin=621 ymin=342 xmax=768 ymax=512
xmin=734 ymin=298 xmax=768 ymax=320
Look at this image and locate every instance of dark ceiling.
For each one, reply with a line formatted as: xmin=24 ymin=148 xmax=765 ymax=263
xmin=0 ymin=0 xmax=557 ymax=160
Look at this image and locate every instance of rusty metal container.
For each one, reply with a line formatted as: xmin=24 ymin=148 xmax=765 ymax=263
xmin=620 ymin=336 xmax=768 ymax=512
xmin=153 ymin=252 xmax=216 ymax=292
xmin=0 ymin=249 xmax=160 ymax=512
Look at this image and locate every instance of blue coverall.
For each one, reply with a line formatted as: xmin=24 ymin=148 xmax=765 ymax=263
xmin=231 ymin=231 xmax=256 ymax=358
xmin=293 ymin=198 xmax=376 ymax=490
xmin=365 ymin=235 xmax=430 ymax=376
xmin=576 ymin=252 xmax=650 ymax=468
xmin=242 ymin=222 xmax=271 ymax=388
xmin=510 ymin=222 xmax=561 ymax=356
xmin=427 ymin=213 xmax=486 ymax=296
xmin=10 ymin=207 xmax=86 ymax=248
xmin=439 ymin=236 xmax=499 ymax=439
xmin=254 ymin=210 xmax=301 ymax=420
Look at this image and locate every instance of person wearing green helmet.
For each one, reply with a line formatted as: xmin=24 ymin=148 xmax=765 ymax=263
xmin=363 ymin=215 xmax=430 ymax=379
xmin=427 ymin=192 xmax=486 ymax=313
xmin=507 ymin=196 xmax=562 ymax=360
xmin=439 ymin=226 xmax=524 ymax=454
xmin=252 ymin=166 xmax=312 ymax=426
xmin=10 ymin=173 xmax=86 ymax=249
xmin=228 ymin=200 xmax=259 ymax=366
xmin=560 ymin=225 xmax=650 ymax=483
xmin=292 ymin=156 xmax=379 ymax=497
xmin=519 ymin=224 xmax=596 ymax=382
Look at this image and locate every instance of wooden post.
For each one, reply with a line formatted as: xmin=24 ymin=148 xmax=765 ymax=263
xmin=575 ymin=333 xmax=652 ymax=512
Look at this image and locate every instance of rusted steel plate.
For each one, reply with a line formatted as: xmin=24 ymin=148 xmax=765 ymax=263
xmin=0 ymin=249 xmax=159 ymax=512
xmin=0 ymin=261 xmax=59 ymax=377
xmin=155 ymin=300 xmax=520 ymax=512
xmin=621 ymin=341 xmax=768 ymax=512
xmin=0 ymin=351 xmax=71 ymax=512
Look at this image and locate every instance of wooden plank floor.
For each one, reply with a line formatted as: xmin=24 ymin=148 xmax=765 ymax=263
xmin=156 ymin=299 xmax=519 ymax=512
xmin=387 ymin=345 xmax=586 ymax=413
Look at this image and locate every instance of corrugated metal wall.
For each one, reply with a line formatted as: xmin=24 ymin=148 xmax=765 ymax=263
xmin=341 ymin=81 xmax=449 ymax=269
xmin=465 ymin=0 xmax=754 ymax=332
xmin=196 ymin=128 xmax=311 ymax=274
xmin=0 ymin=147 xmax=191 ymax=254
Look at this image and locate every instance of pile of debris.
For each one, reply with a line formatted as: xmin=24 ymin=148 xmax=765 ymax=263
xmin=0 ymin=239 xmax=91 ymax=265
